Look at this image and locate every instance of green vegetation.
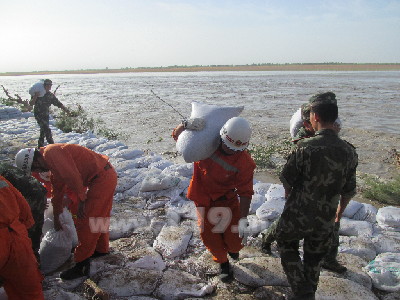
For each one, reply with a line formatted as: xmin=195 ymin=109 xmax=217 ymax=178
xmin=54 ymin=104 xmax=122 ymax=140
xmin=361 ymin=174 xmax=400 ymax=206
xmin=248 ymin=139 xmax=292 ymax=170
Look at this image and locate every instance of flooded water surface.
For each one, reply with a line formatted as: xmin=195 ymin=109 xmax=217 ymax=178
xmin=1 ymin=71 xmax=399 ymax=177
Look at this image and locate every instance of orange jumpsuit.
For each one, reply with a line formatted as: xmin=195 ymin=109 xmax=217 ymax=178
xmin=40 ymin=144 xmax=117 ymax=262
xmin=0 ymin=176 xmax=44 ymax=300
xmin=187 ymin=147 xmax=256 ymax=263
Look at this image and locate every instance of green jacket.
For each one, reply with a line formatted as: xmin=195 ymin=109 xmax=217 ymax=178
xmin=277 ymin=129 xmax=358 ymax=240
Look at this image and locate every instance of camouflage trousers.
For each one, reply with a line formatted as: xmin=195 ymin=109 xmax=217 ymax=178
xmin=35 ymin=113 xmax=54 ymax=148
xmin=262 ymin=220 xmax=340 ymax=264
xmin=277 ymin=231 xmax=333 ymax=296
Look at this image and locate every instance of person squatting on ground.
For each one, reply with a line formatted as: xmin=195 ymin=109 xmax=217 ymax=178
xmin=29 ymin=79 xmax=70 ymax=148
xmin=15 ymin=143 xmax=117 ymax=280
xmin=0 ymin=175 xmax=44 ymax=300
xmin=0 ymin=163 xmax=47 ymax=263
xmin=172 ymin=117 xmax=256 ymax=282
xmin=274 ymin=92 xmax=358 ymax=300
xmin=261 ymin=93 xmax=348 ymax=274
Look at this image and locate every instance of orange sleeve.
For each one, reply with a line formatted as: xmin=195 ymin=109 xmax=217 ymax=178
xmin=236 ymin=153 xmax=256 ymax=199
xmin=2 ymin=177 xmax=34 ymax=229
xmin=44 ymin=147 xmax=86 ymax=215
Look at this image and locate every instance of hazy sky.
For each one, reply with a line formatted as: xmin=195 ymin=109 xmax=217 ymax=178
xmin=1 ymin=0 xmax=399 ymax=72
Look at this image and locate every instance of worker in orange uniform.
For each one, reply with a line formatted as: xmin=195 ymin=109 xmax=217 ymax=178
xmin=0 ymin=175 xmax=44 ymax=300
xmin=15 ymin=144 xmax=117 ymax=280
xmin=172 ymin=117 xmax=256 ymax=281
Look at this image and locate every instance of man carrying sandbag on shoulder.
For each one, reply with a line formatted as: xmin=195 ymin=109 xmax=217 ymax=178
xmin=173 ymin=116 xmax=256 ymax=282
xmin=29 ymin=79 xmax=70 ymax=148
xmin=15 ymin=144 xmax=117 ymax=280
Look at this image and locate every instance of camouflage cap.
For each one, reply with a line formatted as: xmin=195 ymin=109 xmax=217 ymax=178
xmin=301 ymin=103 xmax=311 ymax=121
xmin=308 ymin=92 xmax=337 ymax=105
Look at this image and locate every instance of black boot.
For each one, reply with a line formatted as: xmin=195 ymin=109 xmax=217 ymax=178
xmin=228 ymin=252 xmax=239 ymax=261
xmin=91 ymin=251 xmax=109 ymax=258
xmin=60 ymin=258 xmax=90 ymax=280
xmin=321 ymin=259 xmax=347 ymax=273
xmin=261 ymin=241 xmax=272 ymax=255
xmin=219 ymin=261 xmax=233 ymax=282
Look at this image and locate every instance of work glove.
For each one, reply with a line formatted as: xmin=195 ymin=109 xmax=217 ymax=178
xmin=238 ymin=217 xmax=251 ymax=246
xmin=182 ymin=118 xmax=206 ymax=131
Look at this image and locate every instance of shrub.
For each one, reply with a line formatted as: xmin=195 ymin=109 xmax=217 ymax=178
xmin=362 ymin=175 xmax=400 ymax=206
xmin=54 ymin=104 xmax=121 ymax=140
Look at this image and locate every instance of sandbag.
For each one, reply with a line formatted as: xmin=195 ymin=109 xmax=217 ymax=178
xmin=255 ymin=197 xmax=285 ymax=221
xmin=176 ymin=102 xmax=244 ymax=162
xmin=353 ymin=203 xmax=378 ymax=223
xmin=39 ymin=208 xmax=78 ymax=274
xmin=377 ymin=206 xmax=400 ymax=231
xmin=339 ymin=217 xmax=374 ymax=237
xmin=364 ymin=253 xmax=400 ymax=292
xmin=29 ymin=80 xmax=46 ymax=97
xmin=289 ymin=108 xmax=303 ymax=138
xmin=265 ymin=184 xmax=285 ymax=201
xmin=342 ymin=200 xmax=363 ymax=218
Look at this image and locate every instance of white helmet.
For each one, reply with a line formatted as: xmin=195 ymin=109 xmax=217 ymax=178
xmin=220 ymin=117 xmax=252 ymax=151
xmin=15 ymin=148 xmax=36 ymax=175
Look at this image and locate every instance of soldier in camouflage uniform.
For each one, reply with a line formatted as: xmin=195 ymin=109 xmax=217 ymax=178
xmin=30 ymin=79 xmax=70 ymax=148
xmin=262 ymin=94 xmax=347 ymax=275
xmin=0 ymin=163 xmax=47 ymax=262
xmin=274 ymin=92 xmax=358 ymax=300
xmin=261 ymin=103 xmax=315 ymax=254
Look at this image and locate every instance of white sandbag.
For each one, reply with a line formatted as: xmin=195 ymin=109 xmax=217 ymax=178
xmin=372 ymin=234 xmax=400 ymax=254
xmin=364 ymin=253 xmax=400 ymax=292
xmin=342 ymin=200 xmax=363 ymax=218
xmin=176 ymin=102 xmax=244 ymax=163
xmin=289 ymin=108 xmax=303 ymax=138
xmin=140 ymin=174 xmax=181 ymax=192
xmin=249 ymin=193 xmax=266 ymax=214
xmin=339 ymin=236 xmax=377 ymax=261
xmin=29 ymin=80 xmax=46 ymax=97
xmin=353 ymin=203 xmax=378 ymax=223
xmin=253 ymin=182 xmax=272 ymax=196
xmin=339 ymin=217 xmax=374 ymax=237
xmin=148 ymin=159 xmax=174 ymax=171
xmin=248 ymin=214 xmax=270 ymax=236
xmin=377 ymin=206 xmax=400 ymax=230
xmin=39 ymin=208 xmax=77 ymax=274
xmin=265 ymin=184 xmax=285 ymax=201
xmin=109 ymin=148 xmax=144 ymax=160
xmin=256 ymin=197 xmax=285 ymax=221
xmin=161 ymin=163 xmax=193 ymax=179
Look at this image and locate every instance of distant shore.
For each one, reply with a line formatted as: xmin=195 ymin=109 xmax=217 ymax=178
xmin=1 ymin=63 xmax=400 ymax=76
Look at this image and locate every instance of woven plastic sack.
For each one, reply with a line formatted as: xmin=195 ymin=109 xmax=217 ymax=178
xmin=289 ymin=108 xmax=303 ymax=138
xmin=39 ymin=208 xmax=77 ymax=274
xmin=29 ymin=80 xmax=46 ymax=97
xmin=364 ymin=253 xmax=400 ymax=292
xmin=176 ymin=102 xmax=244 ymax=162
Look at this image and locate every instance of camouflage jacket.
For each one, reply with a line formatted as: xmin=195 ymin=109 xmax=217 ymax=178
xmin=33 ymin=91 xmax=64 ymax=118
xmin=277 ymin=129 xmax=358 ymax=240
xmin=292 ymin=126 xmax=313 ymax=144
xmin=0 ymin=163 xmax=47 ymax=217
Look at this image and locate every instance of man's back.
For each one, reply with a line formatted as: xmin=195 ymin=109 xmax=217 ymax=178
xmin=278 ymin=129 xmax=358 ymax=238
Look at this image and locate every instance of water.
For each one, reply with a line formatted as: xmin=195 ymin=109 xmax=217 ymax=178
xmin=1 ymin=71 xmax=399 ymax=176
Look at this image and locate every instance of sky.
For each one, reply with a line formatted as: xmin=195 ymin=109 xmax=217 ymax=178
xmin=0 ymin=0 xmax=399 ymax=72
